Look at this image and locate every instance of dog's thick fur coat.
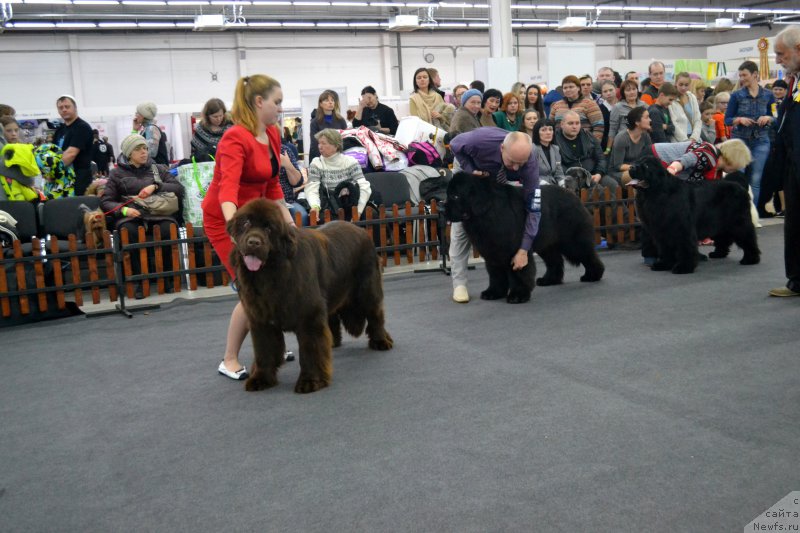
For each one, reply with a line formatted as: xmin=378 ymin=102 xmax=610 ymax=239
xmin=228 ymin=199 xmax=393 ymax=393
xmin=445 ymin=172 xmax=604 ymax=303
xmin=629 ymin=156 xmax=760 ymax=274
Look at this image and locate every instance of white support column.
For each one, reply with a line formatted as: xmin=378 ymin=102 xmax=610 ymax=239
xmin=489 ymin=0 xmax=513 ymax=59
xmin=236 ymin=33 xmax=247 ymax=78
xmin=67 ymin=35 xmax=84 ymax=106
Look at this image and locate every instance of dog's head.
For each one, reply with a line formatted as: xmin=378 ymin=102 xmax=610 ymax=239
xmin=227 ymin=199 xmax=297 ymax=272
xmin=444 ymin=171 xmax=492 ymax=223
xmin=627 ymin=155 xmax=673 ymax=192
xmin=564 ymin=167 xmax=591 ymax=194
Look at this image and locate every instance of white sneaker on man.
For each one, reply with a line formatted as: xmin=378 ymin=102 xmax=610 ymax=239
xmin=452 ymin=285 xmax=469 ymax=303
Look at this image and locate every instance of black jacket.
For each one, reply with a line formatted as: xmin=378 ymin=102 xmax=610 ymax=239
xmin=555 ymin=129 xmax=607 ymax=176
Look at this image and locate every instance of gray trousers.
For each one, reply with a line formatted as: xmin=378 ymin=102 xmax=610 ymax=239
xmin=449 ymin=221 xmax=472 ymax=288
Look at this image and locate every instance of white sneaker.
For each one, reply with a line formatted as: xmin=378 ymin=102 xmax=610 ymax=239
xmin=452 ymin=285 xmax=469 ymax=303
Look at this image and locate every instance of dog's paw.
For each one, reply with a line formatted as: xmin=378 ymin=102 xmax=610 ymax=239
xmin=671 ymin=264 xmax=696 ymax=274
xmin=506 ymin=291 xmax=531 ymax=304
xmin=368 ymin=334 xmax=393 ymax=351
xmin=651 ymin=261 xmax=673 ymax=271
xmin=580 ymin=271 xmax=603 ymax=283
xmin=536 ymin=277 xmax=563 ymax=286
xmin=244 ymin=372 xmax=278 ymax=392
xmin=480 ymin=288 xmax=507 ymax=300
xmin=708 ymin=250 xmax=728 ymax=259
xmin=740 ymin=254 xmax=760 ymax=265
xmin=294 ymin=377 xmax=330 ymax=394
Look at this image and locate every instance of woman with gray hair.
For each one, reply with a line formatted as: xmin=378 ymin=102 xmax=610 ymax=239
xmin=306 ymin=128 xmax=372 ymax=220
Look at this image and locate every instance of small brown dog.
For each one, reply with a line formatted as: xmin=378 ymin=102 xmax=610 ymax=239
xmin=80 ymin=204 xmax=106 ymax=248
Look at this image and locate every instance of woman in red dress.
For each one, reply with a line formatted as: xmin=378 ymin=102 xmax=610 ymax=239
xmin=202 ymin=74 xmax=294 ymax=380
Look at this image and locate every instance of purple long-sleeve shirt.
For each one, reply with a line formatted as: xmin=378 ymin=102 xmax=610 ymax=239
xmin=450 ymin=127 xmax=541 ymax=251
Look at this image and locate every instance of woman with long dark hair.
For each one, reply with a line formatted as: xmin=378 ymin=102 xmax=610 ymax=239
xmin=308 ymin=89 xmax=347 ymax=162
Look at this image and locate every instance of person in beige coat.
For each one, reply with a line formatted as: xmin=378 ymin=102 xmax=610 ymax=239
xmin=669 ymin=72 xmax=703 ymax=142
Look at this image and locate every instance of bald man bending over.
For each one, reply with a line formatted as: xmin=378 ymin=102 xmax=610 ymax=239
xmin=448 ymin=128 xmax=541 ymax=303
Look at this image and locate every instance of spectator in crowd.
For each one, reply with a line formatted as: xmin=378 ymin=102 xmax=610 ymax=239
xmin=279 ymin=139 xmax=308 ymax=226
xmin=510 ymin=82 xmax=527 ymax=104
xmin=579 ymin=74 xmax=600 ymax=103
xmin=449 ymin=88 xmax=482 ymax=140
xmin=549 ymin=75 xmax=604 ymax=142
xmin=448 ymin=128 xmax=541 ymax=303
xmin=451 ymin=84 xmax=469 ymax=109
xmin=599 ymin=80 xmax=618 ymax=152
xmin=470 ymin=80 xmax=486 ymax=93
xmin=201 ymin=74 xmax=291 ymax=381
xmin=543 ymin=86 xmax=563 ymax=118
xmin=306 ymin=128 xmax=372 ymax=221
xmin=293 ymin=117 xmax=304 ymax=153
xmin=0 ymin=104 xmax=14 ymax=147
xmin=625 ymin=71 xmax=640 ymax=85
xmin=1 ymin=117 xmax=20 ymax=144
xmin=597 ymin=67 xmax=615 ymax=84
xmin=309 ymin=89 xmax=347 ymax=162
xmin=480 ymin=89 xmax=503 ymax=127
xmin=641 ymin=61 xmax=666 ymax=105
xmin=648 ymin=82 xmax=678 ymax=143
xmin=53 ymin=95 xmax=94 ymax=196
xmin=555 ymin=110 xmax=614 ymax=197
xmin=101 ymin=134 xmax=185 ymax=299
xmin=524 ymin=84 xmax=545 ymax=118
xmin=699 ymin=100 xmax=717 ymax=143
xmin=771 ymin=79 xmax=788 ymax=106
xmin=428 ymin=67 xmax=446 ymax=100
xmin=90 ymin=129 xmax=114 ymax=176
xmin=769 ymin=24 xmax=800 ymax=297
xmin=494 ymin=92 xmax=523 ymax=132
xmin=353 ymin=85 xmax=399 ymax=135
xmin=712 ymin=91 xmax=731 ymax=142
xmin=609 ymin=106 xmax=652 ymax=186
xmin=133 ymin=102 xmax=168 ymax=165
xmin=532 ymin=118 xmax=565 ymax=188
xmin=608 ymin=79 xmax=646 ymax=152
xmin=725 ymin=60 xmax=776 ymax=215
xmin=691 ymin=79 xmax=708 ymax=105
xmin=670 ymin=72 xmax=703 ymax=143
xmin=191 ymin=98 xmax=233 ymax=161
xmin=712 ymin=77 xmax=735 ymax=96
xmin=410 ymin=67 xmax=453 ymax=130
xmin=518 ymin=109 xmax=539 ymax=139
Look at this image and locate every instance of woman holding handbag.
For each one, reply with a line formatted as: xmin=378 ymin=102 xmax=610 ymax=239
xmin=101 ymin=134 xmax=185 ymax=298
xmin=201 ymin=74 xmax=294 ymax=381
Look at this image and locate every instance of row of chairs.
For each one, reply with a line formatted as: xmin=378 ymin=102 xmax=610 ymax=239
xmin=1 ymin=196 xmax=103 ymax=256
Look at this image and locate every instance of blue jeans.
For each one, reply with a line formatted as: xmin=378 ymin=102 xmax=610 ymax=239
xmin=288 ymin=201 xmax=309 ymax=226
xmin=742 ymin=136 xmax=771 ymax=207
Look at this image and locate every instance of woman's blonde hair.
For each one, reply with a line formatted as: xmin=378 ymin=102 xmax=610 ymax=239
xmin=314 ymin=128 xmax=343 ymax=152
xmin=231 ymin=74 xmax=281 ymax=135
xmin=718 ymin=138 xmax=752 ymax=170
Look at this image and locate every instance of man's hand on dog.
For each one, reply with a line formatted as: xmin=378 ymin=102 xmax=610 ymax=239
xmin=511 ymin=249 xmax=528 ymax=271
xmin=591 ymin=174 xmax=602 ymax=184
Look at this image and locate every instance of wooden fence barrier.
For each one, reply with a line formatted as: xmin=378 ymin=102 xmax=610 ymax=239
xmin=1 ymin=192 xmax=639 ymax=321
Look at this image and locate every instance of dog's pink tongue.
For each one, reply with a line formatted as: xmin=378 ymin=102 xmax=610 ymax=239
xmin=243 ymin=255 xmax=263 ymax=271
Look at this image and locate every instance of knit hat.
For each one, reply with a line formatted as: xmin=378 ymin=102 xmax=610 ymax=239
xmin=136 ymin=102 xmax=158 ymax=121
xmin=57 ymin=94 xmax=77 ymax=107
xmin=120 ymin=134 xmax=147 ymax=158
xmin=482 ymin=89 xmax=503 ymax=107
xmin=461 ymin=88 xmax=482 ymax=107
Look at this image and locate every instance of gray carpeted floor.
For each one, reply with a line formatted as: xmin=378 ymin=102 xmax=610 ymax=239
xmin=1 ymin=224 xmax=799 ymax=532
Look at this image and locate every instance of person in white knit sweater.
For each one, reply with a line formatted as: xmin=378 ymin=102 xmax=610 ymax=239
xmin=669 ymin=71 xmax=703 ymax=142
xmin=307 ymin=128 xmax=372 ymax=219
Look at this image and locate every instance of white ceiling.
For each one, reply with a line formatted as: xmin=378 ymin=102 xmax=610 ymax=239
xmin=2 ymin=0 xmax=799 ymax=32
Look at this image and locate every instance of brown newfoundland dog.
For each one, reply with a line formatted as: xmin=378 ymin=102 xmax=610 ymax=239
xmin=227 ymin=199 xmax=393 ymax=393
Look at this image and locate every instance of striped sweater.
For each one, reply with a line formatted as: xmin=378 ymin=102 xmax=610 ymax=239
xmin=549 ymin=97 xmax=605 ymax=143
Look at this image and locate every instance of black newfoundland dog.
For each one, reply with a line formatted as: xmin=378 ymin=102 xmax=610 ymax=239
xmin=445 ymin=172 xmax=604 ymax=303
xmin=628 ymin=155 xmax=760 ymax=274
xmin=228 ymin=199 xmax=393 ymax=393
